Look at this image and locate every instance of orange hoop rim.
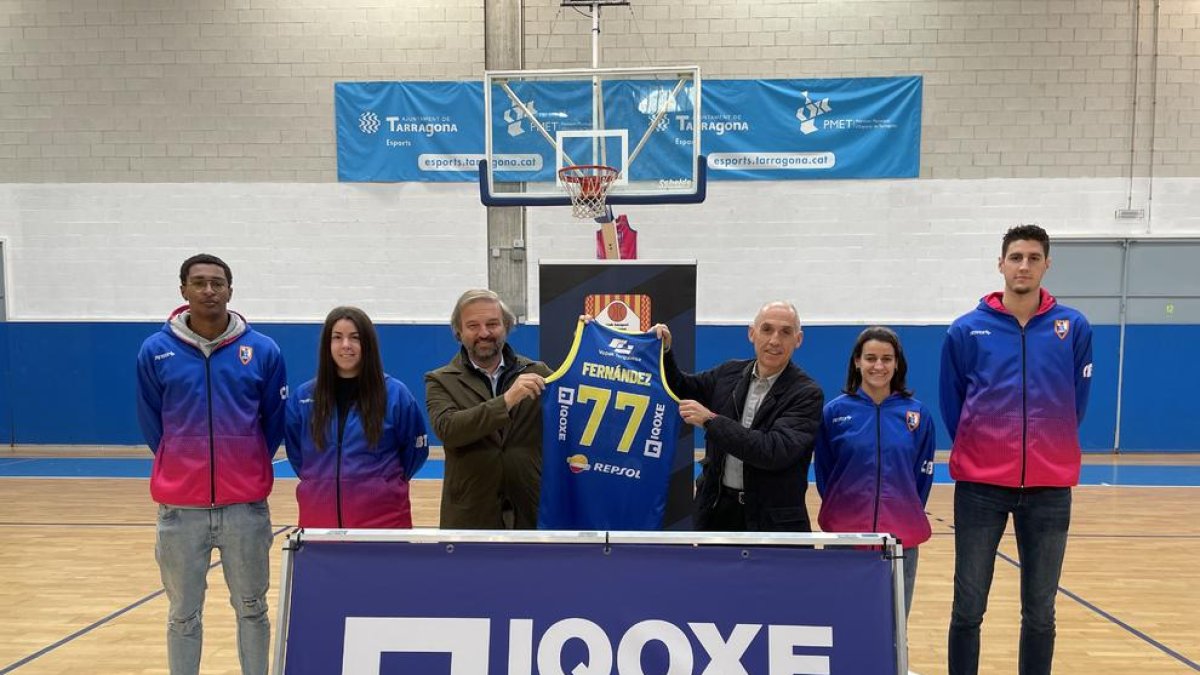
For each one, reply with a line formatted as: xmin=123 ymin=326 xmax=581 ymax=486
xmin=557 ymin=164 xmax=618 ymax=184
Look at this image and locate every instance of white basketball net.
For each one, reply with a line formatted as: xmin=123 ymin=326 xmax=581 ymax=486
xmin=559 ymin=165 xmax=619 ymax=219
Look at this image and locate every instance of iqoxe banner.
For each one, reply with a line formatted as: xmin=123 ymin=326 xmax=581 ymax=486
xmin=335 ymin=77 xmax=922 ymax=182
xmin=278 ymin=540 xmax=899 ymax=674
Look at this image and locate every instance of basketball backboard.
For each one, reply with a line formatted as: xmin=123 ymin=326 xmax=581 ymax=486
xmin=480 ymin=66 xmax=705 ymax=207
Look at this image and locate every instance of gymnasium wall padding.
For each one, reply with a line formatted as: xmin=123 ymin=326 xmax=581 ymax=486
xmin=1 ymin=321 xmax=1184 ymax=451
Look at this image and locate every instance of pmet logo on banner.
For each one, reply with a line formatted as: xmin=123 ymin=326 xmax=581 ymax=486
xmin=340 ymin=616 xmax=834 ymax=675
xmin=703 ymin=76 xmax=921 ymax=179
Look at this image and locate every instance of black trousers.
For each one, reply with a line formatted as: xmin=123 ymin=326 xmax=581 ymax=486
xmin=703 ymin=486 xmax=747 ymax=531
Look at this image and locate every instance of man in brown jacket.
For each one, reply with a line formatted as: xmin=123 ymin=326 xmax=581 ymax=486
xmin=425 ymin=289 xmax=552 ymax=529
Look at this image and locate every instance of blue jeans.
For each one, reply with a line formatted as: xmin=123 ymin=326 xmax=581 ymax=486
xmin=156 ymin=501 xmax=273 ymax=675
xmin=948 ymin=481 xmax=1071 ymax=675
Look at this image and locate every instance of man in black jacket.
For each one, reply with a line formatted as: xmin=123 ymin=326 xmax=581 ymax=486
xmin=656 ymin=301 xmax=823 ymax=531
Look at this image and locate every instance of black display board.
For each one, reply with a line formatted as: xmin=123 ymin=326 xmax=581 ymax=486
xmin=539 ymin=261 xmax=697 ymax=529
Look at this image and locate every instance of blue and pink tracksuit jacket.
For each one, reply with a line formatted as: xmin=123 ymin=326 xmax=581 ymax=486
xmin=284 ymin=376 xmax=429 ymax=528
xmin=940 ymin=289 xmax=1093 ymax=488
xmin=136 ymin=308 xmax=288 ymax=507
xmin=815 ymin=391 xmax=936 ymax=547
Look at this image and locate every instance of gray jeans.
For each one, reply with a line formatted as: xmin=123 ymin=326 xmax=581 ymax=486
xmin=903 ymin=546 xmax=920 ymax=619
xmin=155 ymin=501 xmax=273 ymax=675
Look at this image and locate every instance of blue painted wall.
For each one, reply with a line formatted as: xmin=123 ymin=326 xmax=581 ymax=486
xmin=0 ymin=323 xmax=11 ymax=444
xmin=1119 ymin=325 xmax=1195 ymax=451
xmin=0 ymin=321 xmax=1190 ymax=450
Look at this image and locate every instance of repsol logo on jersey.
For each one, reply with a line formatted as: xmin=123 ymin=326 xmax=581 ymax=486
xmin=342 ymin=616 xmax=835 ymax=674
xmin=591 ymin=462 xmax=641 ymax=479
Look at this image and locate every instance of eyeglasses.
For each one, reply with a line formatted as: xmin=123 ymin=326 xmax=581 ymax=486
xmin=186 ymin=279 xmax=229 ymax=291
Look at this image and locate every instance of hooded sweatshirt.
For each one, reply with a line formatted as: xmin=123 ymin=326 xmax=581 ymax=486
xmin=136 ymin=305 xmax=288 ymax=506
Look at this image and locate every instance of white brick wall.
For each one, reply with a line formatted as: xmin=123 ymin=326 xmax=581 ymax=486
xmin=1 ymin=177 xmax=1195 ymax=323
xmin=0 ymin=182 xmax=487 ymax=321
xmin=0 ymin=0 xmax=1197 ymax=326
xmin=527 ymin=176 xmax=1200 ymax=324
xmin=524 ymin=0 xmax=1198 ymax=180
xmin=0 ymin=0 xmax=484 ymax=182
xmin=0 ymin=0 xmax=1195 ymax=180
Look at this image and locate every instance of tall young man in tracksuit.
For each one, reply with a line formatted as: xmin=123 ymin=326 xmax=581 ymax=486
xmin=136 ymin=254 xmax=287 ymax=675
xmin=940 ymin=225 xmax=1093 ymax=675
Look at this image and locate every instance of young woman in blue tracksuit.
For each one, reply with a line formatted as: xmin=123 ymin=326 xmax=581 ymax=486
xmin=285 ymin=306 xmax=428 ymax=528
xmin=815 ymin=326 xmax=936 ymax=618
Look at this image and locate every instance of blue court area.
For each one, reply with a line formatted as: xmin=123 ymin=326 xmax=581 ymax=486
xmin=2 ymin=456 xmax=1199 ymax=486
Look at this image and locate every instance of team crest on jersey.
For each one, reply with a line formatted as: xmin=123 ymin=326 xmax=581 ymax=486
xmin=906 ymin=410 xmax=920 ymax=431
xmin=1054 ymin=319 xmax=1070 ymax=340
xmin=239 ymin=345 xmax=254 ymax=365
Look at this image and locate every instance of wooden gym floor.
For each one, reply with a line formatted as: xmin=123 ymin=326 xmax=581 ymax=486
xmin=0 ymin=450 xmax=1198 ymax=674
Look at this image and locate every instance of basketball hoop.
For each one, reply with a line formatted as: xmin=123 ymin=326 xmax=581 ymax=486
xmin=559 ymin=165 xmax=619 ymax=219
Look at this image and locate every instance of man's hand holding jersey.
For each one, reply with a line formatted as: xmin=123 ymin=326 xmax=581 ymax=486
xmin=503 ymin=374 xmax=546 ymax=410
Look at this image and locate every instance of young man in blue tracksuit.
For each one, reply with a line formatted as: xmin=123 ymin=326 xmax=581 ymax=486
xmin=940 ymin=225 xmax=1093 ymax=675
xmin=136 ymin=254 xmax=287 ymax=675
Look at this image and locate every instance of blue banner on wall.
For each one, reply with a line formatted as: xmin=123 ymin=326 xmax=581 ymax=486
xmin=280 ymin=539 xmax=899 ymax=673
xmin=336 ymin=77 xmax=922 ymax=182
xmin=703 ymin=76 xmax=922 ymax=179
xmin=335 ymin=81 xmax=485 ymax=182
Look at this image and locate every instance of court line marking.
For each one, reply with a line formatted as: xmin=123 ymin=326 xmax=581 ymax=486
xmin=0 ymin=525 xmax=293 ymax=675
xmin=923 ymin=530 xmax=1200 ymax=540
xmin=5 ymin=457 xmax=1200 ymax=487
xmin=0 ymin=522 xmax=156 ymax=528
xmin=3 ymin=511 xmax=1198 ymax=670
xmin=995 ymin=549 xmax=1200 ymax=671
xmin=930 ymin=513 xmax=1200 ymax=671
xmin=0 ymin=476 xmax=147 ymax=480
xmin=0 ymin=458 xmax=36 ymax=467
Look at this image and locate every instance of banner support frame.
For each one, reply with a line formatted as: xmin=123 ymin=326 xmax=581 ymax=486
xmin=270 ymin=532 xmax=300 ymax=675
xmin=273 ymin=528 xmax=909 ymax=674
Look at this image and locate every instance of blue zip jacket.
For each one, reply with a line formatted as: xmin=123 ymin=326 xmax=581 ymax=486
xmin=136 ymin=308 xmax=287 ymax=506
xmin=285 ymin=375 xmax=429 ymax=528
xmin=815 ymin=391 xmax=935 ymax=547
xmin=940 ymin=289 xmax=1093 ymax=487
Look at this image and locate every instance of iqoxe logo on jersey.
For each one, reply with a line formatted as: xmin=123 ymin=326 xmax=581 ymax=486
xmin=340 ymin=616 xmax=835 ymax=675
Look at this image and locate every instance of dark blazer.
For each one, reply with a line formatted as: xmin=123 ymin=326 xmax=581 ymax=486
xmin=665 ymin=352 xmax=823 ymax=531
xmin=425 ymin=343 xmax=552 ymax=529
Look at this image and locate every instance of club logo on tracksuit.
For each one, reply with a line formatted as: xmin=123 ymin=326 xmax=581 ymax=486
xmin=1054 ymin=319 xmax=1070 ymax=340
